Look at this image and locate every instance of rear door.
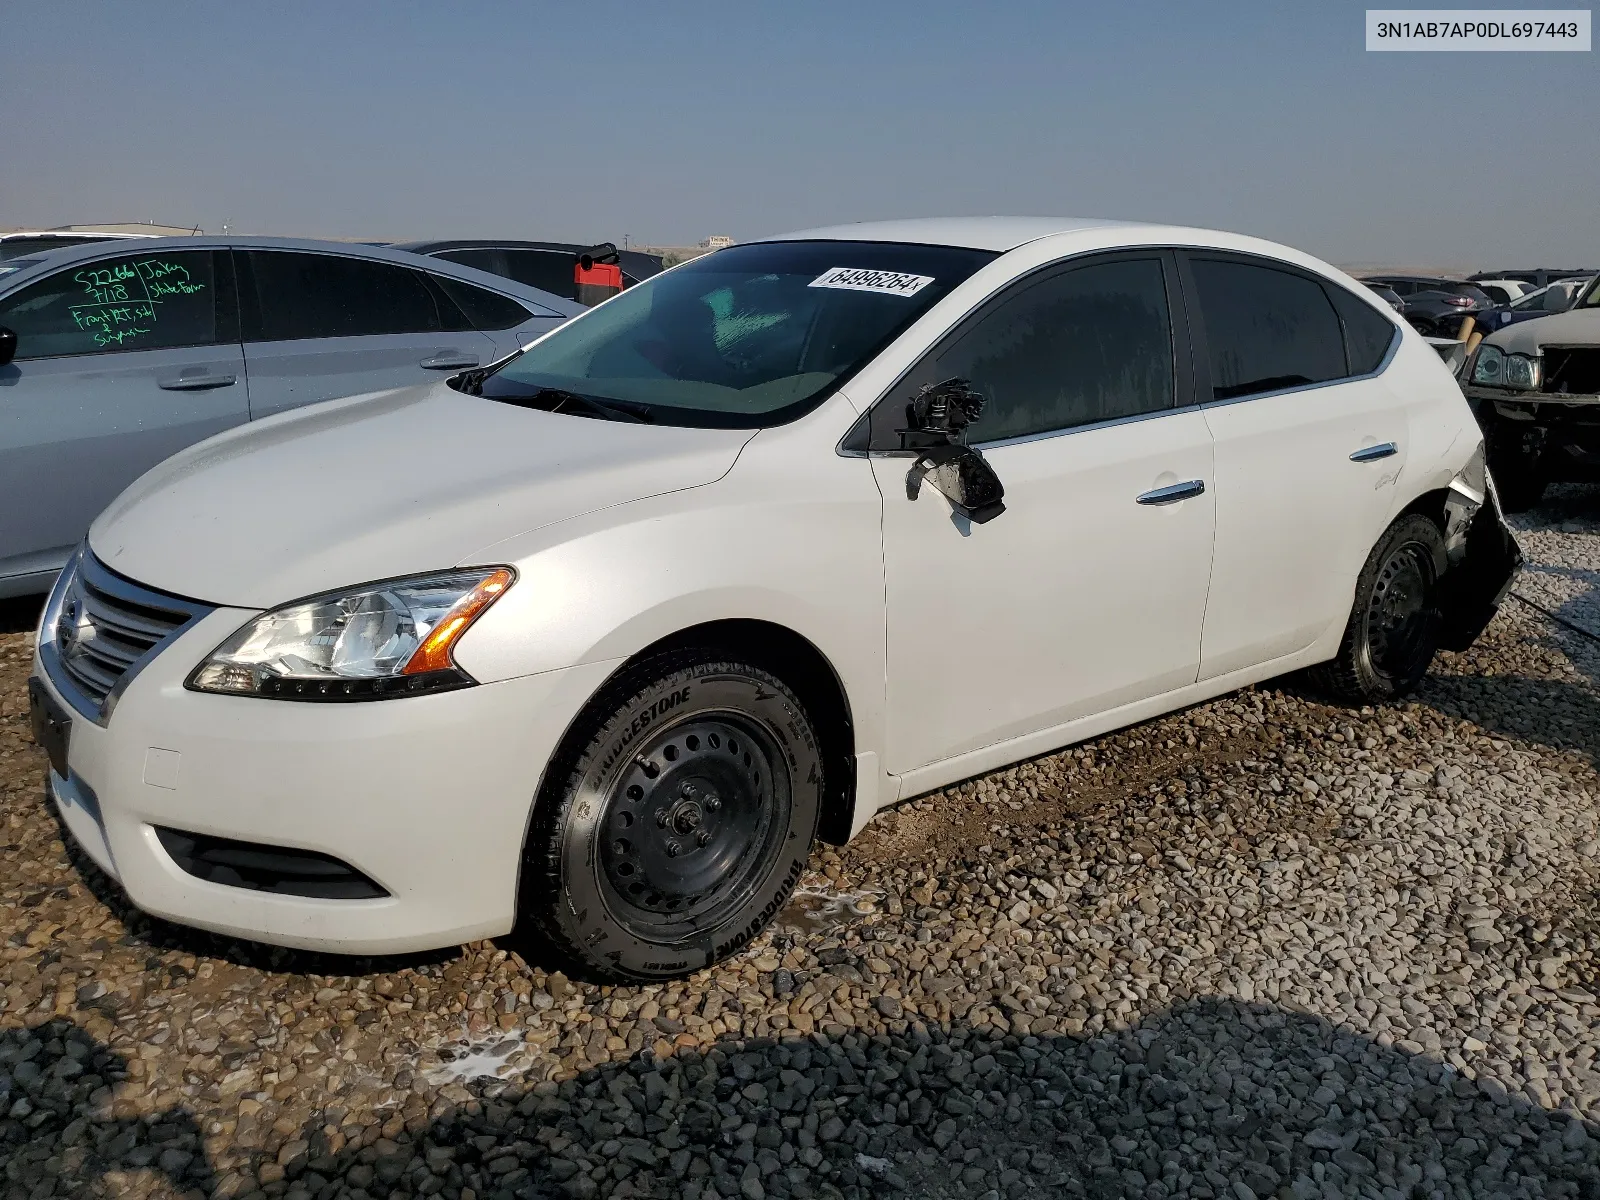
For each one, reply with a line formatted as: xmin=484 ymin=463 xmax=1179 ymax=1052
xmin=237 ymin=249 xmax=500 ymax=418
xmin=1183 ymin=252 xmax=1407 ymax=680
xmin=0 ymin=248 xmax=246 ymax=586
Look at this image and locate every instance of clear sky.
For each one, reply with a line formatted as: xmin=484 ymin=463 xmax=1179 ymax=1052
xmin=3 ymin=1 xmax=1595 ymax=268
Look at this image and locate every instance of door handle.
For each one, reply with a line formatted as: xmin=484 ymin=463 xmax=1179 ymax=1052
xmin=419 ymin=352 xmax=480 ymax=370
xmin=1349 ymin=442 xmax=1398 ymax=463
xmin=1136 ymin=479 xmax=1206 ymax=505
xmin=157 ymin=371 xmax=237 ymax=391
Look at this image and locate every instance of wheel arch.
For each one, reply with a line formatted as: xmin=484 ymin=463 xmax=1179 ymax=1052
xmin=533 ymin=618 xmax=859 ymax=852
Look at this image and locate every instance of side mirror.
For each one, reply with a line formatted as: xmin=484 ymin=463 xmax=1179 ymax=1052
xmin=898 ymin=378 xmax=1006 ymax=524
xmin=0 ymin=327 xmax=15 ymax=367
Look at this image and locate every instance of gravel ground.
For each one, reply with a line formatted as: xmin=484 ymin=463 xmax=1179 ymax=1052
xmin=4 ymin=495 xmax=1600 ymax=1200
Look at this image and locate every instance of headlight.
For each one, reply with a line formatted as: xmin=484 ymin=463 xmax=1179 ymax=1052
xmin=1504 ymin=353 xmax=1541 ymax=391
xmin=187 ymin=568 xmax=514 ymax=700
xmin=1471 ymin=344 xmax=1504 ymax=385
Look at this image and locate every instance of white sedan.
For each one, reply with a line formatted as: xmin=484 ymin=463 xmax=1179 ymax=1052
xmin=28 ymin=218 xmax=1520 ymax=981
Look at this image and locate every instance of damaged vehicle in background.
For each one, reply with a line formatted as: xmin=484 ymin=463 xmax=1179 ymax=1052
xmin=29 ymin=218 xmax=1519 ymax=983
xmin=1475 ymin=276 xmax=1594 ymax=335
xmin=1465 ymin=273 xmax=1600 ymax=510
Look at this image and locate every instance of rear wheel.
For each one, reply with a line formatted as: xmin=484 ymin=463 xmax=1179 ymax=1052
xmin=519 ymin=650 xmax=822 ymax=982
xmin=1310 ymin=514 xmax=1447 ymax=703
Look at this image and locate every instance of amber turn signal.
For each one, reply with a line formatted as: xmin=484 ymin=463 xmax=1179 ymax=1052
xmin=401 ymin=568 xmax=515 ymax=675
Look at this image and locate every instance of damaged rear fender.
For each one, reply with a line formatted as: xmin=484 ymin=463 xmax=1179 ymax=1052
xmin=1436 ymin=442 xmax=1523 ymax=651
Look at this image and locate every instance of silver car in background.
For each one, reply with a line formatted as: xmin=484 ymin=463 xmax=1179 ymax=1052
xmin=0 ymin=237 xmax=582 ymax=597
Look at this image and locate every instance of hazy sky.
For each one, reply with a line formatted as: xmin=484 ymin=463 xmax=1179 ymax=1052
xmin=4 ymin=1 xmax=1595 ymax=267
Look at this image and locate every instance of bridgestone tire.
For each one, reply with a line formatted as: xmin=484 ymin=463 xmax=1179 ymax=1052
xmin=519 ymin=650 xmax=822 ymax=983
xmin=1309 ymin=514 xmax=1447 ymax=704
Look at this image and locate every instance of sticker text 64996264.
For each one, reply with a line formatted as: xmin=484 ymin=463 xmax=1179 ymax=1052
xmin=808 ymin=267 xmax=935 ymax=298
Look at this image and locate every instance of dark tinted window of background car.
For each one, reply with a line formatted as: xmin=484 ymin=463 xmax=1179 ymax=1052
xmin=1480 ymin=285 xmax=1512 ymax=306
xmin=430 ymin=275 xmax=531 ymax=331
xmin=0 ymin=236 xmax=107 ymax=262
xmin=0 ymin=249 xmax=228 ymax=359
xmin=930 ymin=257 xmax=1175 ymax=443
xmin=1190 ymin=258 xmax=1345 ymax=401
xmin=433 ymin=247 xmax=505 ymax=277
xmin=243 ymin=251 xmax=446 ymax=341
xmin=504 ymin=250 xmax=579 ymax=301
xmin=1324 ymin=285 xmax=1399 ymax=376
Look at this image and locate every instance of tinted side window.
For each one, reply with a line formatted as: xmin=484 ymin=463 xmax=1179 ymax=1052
xmin=504 ymin=250 xmax=578 ymax=300
xmin=434 ymin=248 xmax=503 ymax=275
xmin=244 ymin=252 xmax=445 ymax=341
xmin=1190 ymin=258 xmax=1345 ymax=401
xmin=1325 ymin=285 xmax=1398 ymax=376
xmin=0 ymin=250 xmax=221 ymax=359
xmin=431 ymin=275 xmax=532 ymax=331
xmin=930 ymin=257 xmax=1175 ymax=444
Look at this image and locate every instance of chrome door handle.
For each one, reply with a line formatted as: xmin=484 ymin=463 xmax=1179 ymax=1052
xmin=157 ymin=371 xmax=237 ymax=390
xmin=419 ymin=352 xmax=480 ymax=370
xmin=1350 ymin=442 xmax=1398 ymax=463
xmin=1136 ymin=479 xmax=1206 ymax=505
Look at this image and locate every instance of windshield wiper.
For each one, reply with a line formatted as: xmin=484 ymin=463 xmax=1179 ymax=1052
xmin=506 ymin=387 xmax=651 ymax=424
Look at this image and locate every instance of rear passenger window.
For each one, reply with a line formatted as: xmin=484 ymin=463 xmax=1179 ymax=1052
xmin=431 ymin=275 xmax=532 ymax=331
xmin=243 ymin=252 xmax=446 ymax=342
xmin=1190 ymin=258 xmax=1345 ymax=401
xmin=1325 ymin=285 xmax=1399 ymax=376
xmin=0 ymin=250 xmax=224 ymax=359
xmin=933 ymin=257 xmax=1175 ymax=443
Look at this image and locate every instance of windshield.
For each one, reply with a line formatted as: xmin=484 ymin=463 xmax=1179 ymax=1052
xmin=1578 ymin=277 xmax=1600 ymax=309
xmin=478 ymin=240 xmax=997 ymax=427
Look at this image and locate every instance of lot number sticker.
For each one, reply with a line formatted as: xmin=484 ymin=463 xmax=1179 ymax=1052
xmin=808 ymin=267 xmax=935 ymax=297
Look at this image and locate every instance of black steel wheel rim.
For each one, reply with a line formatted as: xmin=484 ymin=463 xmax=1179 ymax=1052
xmin=1365 ymin=541 xmax=1435 ymax=677
xmin=597 ymin=712 xmax=789 ymax=942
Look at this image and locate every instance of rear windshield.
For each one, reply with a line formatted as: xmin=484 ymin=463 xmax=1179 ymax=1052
xmin=479 ymin=240 xmax=997 ymax=427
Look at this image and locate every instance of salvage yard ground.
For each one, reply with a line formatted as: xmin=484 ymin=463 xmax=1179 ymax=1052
xmin=4 ymin=494 xmax=1600 ymax=1199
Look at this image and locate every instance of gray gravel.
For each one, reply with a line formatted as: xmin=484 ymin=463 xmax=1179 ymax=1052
xmin=4 ymin=495 xmax=1600 ymax=1199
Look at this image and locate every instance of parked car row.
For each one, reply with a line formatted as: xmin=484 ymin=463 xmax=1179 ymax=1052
xmin=24 ymin=216 xmax=1521 ymax=980
xmin=0 ymin=236 xmax=582 ymax=596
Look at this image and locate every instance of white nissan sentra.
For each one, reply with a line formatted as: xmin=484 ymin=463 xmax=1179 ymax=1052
xmin=29 ymin=218 xmax=1520 ymax=981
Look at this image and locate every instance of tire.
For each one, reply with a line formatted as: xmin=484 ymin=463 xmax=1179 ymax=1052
xmin=1309 ymin=514 xmax=1447 ymax=703
xmin=519 ymin=649 xmax=823 ymax=983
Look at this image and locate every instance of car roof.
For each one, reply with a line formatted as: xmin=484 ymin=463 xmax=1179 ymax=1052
xmin=0 ymin=230 xmax=157 ymax=242
xmin=758 ymin=216 xmax=1137 ymax=252
xmin=0 ymin=235 xmax=584 ymax=317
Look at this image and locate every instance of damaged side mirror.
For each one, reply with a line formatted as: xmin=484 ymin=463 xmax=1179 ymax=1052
xmin=898 ymin=378 xmax=1006 ymax=524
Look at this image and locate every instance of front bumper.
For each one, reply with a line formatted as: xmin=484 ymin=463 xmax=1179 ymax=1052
xmin=31 ymin=605 xmax=618 ymax=955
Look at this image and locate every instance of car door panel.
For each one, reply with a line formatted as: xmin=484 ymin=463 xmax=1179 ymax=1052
xmin=871 ymin=251 xmax=1216 ymax=777
xmin=0 ymin=248 xmax=247 ymax=585
xmin=874 ymin=411 xmax=1215 ymax=772
xmin=1183 ymin=253 xmax=1408 ymax=680
xmin=240 ymin=332 xmax=497 ymax=418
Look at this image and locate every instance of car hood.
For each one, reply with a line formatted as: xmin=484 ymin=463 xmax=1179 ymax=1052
xmin=89 ymin=382 xmax=754 ymax=608
xmin=1483 ymin=308 xmax=1600 ymax=354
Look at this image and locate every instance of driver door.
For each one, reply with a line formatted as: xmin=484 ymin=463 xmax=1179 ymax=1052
xmin=869 ymin=252 xmax=1217 ymax=778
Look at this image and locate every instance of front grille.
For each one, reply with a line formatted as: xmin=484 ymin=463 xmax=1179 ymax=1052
xmin=1542 ymin=347 xmax=1600 ymax=397
xmin=40 ymin=550 xmax=213 ymax=724
xmin=154 ymin=827 xmax=389 ymax=899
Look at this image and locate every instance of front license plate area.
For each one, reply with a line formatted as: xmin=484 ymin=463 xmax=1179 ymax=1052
xmin=27 ymin=677 xmax=72 ymax=779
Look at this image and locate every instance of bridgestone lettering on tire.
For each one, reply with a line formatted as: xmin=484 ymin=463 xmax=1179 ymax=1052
xmin=520 ymin=650 xmax=823 ymax=982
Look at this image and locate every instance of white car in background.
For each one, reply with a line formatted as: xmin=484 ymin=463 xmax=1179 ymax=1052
xmin=29 ymin=217 xmax=1520 ymax=981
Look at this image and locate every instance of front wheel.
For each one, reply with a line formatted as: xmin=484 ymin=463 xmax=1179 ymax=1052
xmin=519 ymin=650 xmax=822 ymax=982
xmin=1309 ymin=514 xmax=1447 ymax=703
